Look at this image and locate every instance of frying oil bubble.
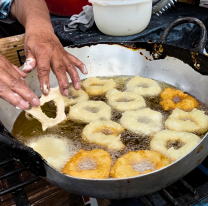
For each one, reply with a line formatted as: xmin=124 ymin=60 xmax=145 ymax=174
xmin=77 ymin=158 xmax=97 ymax=171
xmin=133 ymin=160 xmax=155 ymax=173
xmin=12 ymin=76 xmax=208 ymax=172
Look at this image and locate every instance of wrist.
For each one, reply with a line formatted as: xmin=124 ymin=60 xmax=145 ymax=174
xmin=25 ymin=18 xmax=54 ymax=34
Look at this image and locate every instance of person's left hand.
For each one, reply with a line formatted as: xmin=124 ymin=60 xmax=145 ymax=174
xmin=22 ymin=28 xmax=88 ymax=96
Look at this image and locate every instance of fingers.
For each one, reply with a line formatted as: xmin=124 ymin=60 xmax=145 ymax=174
xmin=62 ymin=55 xmax=81 ymax=90
xmin=36 ymin=54 xmax=51 ymax=95
xmin=22 ymin=52 xmax=37 ymax=73
xmin=12 ymin=64 xmax=27 ymax=78
xmin=66 ymin=53 xmax=88 ymax=75
xmin=51 ymin=58 xmax=70 ymax=96
xmin=0 ymin=56 xmax=22 ymax=80
xmin=0 ymin=71 xmax=40 ymax=107
xmin=0 ymin=83 xmax=29 ymax=110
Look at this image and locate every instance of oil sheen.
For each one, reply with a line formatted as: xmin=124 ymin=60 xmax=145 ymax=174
xmin=12 ymin=76 xmax=208 ymax=166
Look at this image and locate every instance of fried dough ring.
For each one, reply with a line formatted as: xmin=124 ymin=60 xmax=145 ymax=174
xmin=126 ymin=76 xmax=161 ymax=96
xmin=82 ymin=120 xmax=125 ymax=150
xmin=159 ymin=88 xmax=198 ymax=111
xmin=165 ymin=108 xmax=208 ymax=133
xmin=68 ymin=100 xmax=111 ymax=123
xmin=150 ymin=130 xmax=201 ymax=161
xmin=110 ymin=150 xmax=171 ymax=178
xmin=26 ymin=87 xmax=66 ymax=131
xmin=82 ymin=77 xmax=116 ymax=96
xmin=106 ymin=89 xmax=146 ymax=112
xmin=62 ymin=149 xmax=112 ymax=179
xmin=120 ymin=108 xmax=163 ymax=135
xmin=63 ymin=88 xmax=89 ymax=107
xmin=26 ymin=135 xmax=78 ymax=171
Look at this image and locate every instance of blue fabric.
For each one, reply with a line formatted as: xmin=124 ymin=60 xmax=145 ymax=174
xmin=0 ymin=0 xmax=13 ymax=19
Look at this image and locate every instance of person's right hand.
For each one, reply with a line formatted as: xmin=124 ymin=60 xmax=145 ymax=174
xmin=0 ymin=53 xmax=40 ymax=110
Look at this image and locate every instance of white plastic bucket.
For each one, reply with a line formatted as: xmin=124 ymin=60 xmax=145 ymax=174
xmin=89 ymin=0 xmax=152 ymax=36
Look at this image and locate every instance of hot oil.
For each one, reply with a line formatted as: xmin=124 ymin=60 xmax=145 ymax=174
xmin=12 ymin=76 xmax=208 ymax=169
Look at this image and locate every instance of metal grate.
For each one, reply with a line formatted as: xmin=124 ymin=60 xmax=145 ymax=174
xmin=1 ymin=143 xmax=208 ymax=206
xmin=0 ymin=147 xmax=41 ymax=206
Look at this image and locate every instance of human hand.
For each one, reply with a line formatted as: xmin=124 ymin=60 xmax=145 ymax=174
xmin=22 ymin=28 xmax=87 ymax=96
xmin=0 ymin=54 xmax=40 ymax=109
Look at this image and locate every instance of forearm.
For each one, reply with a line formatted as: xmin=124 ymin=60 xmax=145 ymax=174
xmin=11 ymin=0 xmax=53 ymax=32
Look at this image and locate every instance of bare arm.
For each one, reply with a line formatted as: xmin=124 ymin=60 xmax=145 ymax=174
xmin=11 ymin=0 xmax=87 ymax=96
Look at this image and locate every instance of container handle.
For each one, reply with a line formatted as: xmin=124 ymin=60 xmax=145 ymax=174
xmin=158 ymin=17 xmax=207 ymax=54
xmin=0 ymin=123 xmax=46 ymax=177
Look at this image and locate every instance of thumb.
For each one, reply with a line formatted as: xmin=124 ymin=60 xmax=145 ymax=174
xmin=22 ymin=51 xmax=37 ymax=73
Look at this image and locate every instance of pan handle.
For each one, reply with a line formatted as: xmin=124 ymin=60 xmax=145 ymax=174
xmin=0 ymin=123 xmax=46 ymax=177
xmin=158 ymin=17 xmax=207 ymax=54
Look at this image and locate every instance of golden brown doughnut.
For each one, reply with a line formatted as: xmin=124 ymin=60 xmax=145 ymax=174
xmin=110 ymin=150 xmax=171 ymax=178
xmin=62 ymin=149 xmax=112 ymax=179
xmin=159 ymin=88 xmax=198 ymax=111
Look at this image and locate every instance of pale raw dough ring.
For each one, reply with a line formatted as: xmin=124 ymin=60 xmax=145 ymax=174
xmin=26 ymin=87 xmax=66 ymax=131
xmin=110 ymin=150 xmax=171 ymax=178
xmin=106 ymin=89 xmax=146 ymax=112
xmin=62 ymin=149 xmax=113 ymax=179
xmin=165 ymin=108 xmax=208 ymax=133
xmin=126 ymin=76 xmax=161 ymax=96
xmin=68 ymin=100 xmax=111 ymax=123
xmin=82 ymin=120 xmax=125 ymax=150
xmin=63 ymin=88 xmax=89 ymax=107
xmin=150 ymin=130 xmax=201 ymax=161
xmin=120 ymin=108 xmax=163 ymax=135
xmin=82 ymin=77 xmax=116 ymax=96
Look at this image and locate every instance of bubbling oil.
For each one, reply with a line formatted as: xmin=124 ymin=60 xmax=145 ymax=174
xmin=12 ymin=75 xmax=208 ymax=171
xmin=133 ymin=160 xmax=155 ymax=173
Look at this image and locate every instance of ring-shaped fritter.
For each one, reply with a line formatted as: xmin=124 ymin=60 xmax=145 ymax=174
xmin=150 ymin=130 xmax=201 ymax=161
xmin=126 ymin=76 xmax=161 ymax=96
xmin=62 ymin=149 xmax=112 ymax=179
xmin=26 ymin=135 xmax=78 ymax=171
xmin=159 ymin=88 xmax=198 ymax=111
xmin=63 ymin=88 xmax=89 ymax=107
xmin=26 ymin=87 xmax=66 ymax=131
xmin=68 ymin=100 xmax=111 ymax=123
xmin=110 ymin=150 xmax=171 ymax=178
xmin=165 ymin=108 xmax=208 ymax=133
xmin=106 ymin=89 xmax=146 ymax=112
xmin=82 ymin=120 xmax=125 ymax=150
xmin=120 ymin=108 xmax=163 ymax=136
xmin=82 ymin=77 xmax=116 ymax=96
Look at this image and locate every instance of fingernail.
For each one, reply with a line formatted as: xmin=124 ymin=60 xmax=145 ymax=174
xmin=32 ymin=97 xmax=40 ymax=106
xmin=63 ymin=89 xmax=69 ymax=96
xmin=82 ymin=65 xmax=88 ymax=74
xmin=19 ymin=100 xmax=29 ymax=110
xmin=75 ymin=82 xmax=80 ymax=90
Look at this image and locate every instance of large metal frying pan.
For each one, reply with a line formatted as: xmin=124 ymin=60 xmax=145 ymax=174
xmin=0 ymin=17 xmax=208 ymax=199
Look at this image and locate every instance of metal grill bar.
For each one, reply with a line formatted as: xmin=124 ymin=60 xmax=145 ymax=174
xmin=0 ymin=167 xmax=26 ymax=180
xmin=161 ymin=189 xmax=179 ymax=206
xmin=179 ymin=179 xmax=198 ymax=197
xmin=0 ymin=159 xmax=14 ymax=167
xmin=138 ymin=196 xmax=154 ymax=206
xmin=0 ymin=176 xmax=41 ymax=196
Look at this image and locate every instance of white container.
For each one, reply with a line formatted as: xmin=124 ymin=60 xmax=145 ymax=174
xmin=89 ymin=0 xmax=152 ymax=36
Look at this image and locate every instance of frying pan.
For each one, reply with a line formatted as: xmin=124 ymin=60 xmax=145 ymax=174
xmin=0 ymin=17 xmax=208 ymax=199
